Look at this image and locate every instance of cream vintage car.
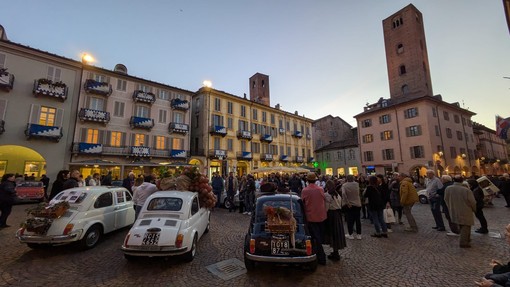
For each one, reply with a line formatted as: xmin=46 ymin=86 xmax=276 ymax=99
xmin=16 ymin=186 xmax=135 ymax=249
xmin=121 ymin=190 xmax=210 ymax=262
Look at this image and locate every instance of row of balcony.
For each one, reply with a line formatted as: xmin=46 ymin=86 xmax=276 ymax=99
xmin=206 ymin=149 xmax=310 ymax=163
xmin=212 ymin=126 xmax=310 ymax=140
xmin=73 ymin=142 xmax=188 ymax=159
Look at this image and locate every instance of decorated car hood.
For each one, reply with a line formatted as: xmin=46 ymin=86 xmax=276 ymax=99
xmin=127 ymin=217 xmax=182 ymax=246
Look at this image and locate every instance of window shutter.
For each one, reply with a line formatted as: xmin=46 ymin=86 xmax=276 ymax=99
xmin=405 ymin=127 xmax=410 ymax=137
xmin=98 ymin=130 xmax=105 ymax=144
xmin=47 ymin=67 xmax=54 ymax=80
xmin=80 ymin=128 xmax=87 ymax=142
xmin=121 ymin=132 xmax=126 ymax=146
xmin=55 ymin=109 xmax=64 ymax=127
xmin=54 ymin=68 xmax=61 ymax=81
xmin=105 ymin=131 xmax=111 ymax=146
xmin=0 ymin=99 xmax=7 ymax=119
xmin=145 ymin=134 xmax=149 ymax=146
xmin=410 ymin=147 xmax=415 ymax=159
xmin=130 ymin=133 xmax=135 ymax=146
xmin=29 ymin=104 xmax=40 ymax=124
xmin=418 ymin=125 xmax=422 ymax=136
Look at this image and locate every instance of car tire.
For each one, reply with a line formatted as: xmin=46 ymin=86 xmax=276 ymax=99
xmin=419 ymin=195 xmax=428 ymax=204
xmin=124 ymin=254 xmax=138 ymax=261
xmin=305 ymin=259 xmax=318 ymax=272
xmin=223 ymin=198 xmax=232 ymax=210
xmin=79 ymin=224 xmax=102 ymax=250
xmin=182 ymin=234 xmax=197 ymax=262
xmin=26 ymin=243 xmax=50 ymax=249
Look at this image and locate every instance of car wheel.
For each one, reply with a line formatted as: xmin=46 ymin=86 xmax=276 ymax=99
xmin=223 ymin=198 xmax=232 ymax=209
xmin=182 ymin=234 xmax=197 ymax=262
xmin=124 ymin=254 xmax=138 ymax=261
xmin=79 ymin=224 xmax=102 ymax=250
xmin=305 ymin=259 xmax=318 ymax=272
xmin=26 ymin=243 xmax=50 ymax=249
xmin=419 ymin=195 xmax=428 ymax=204
xmin=244 ymin=254 xmax=256 ymax=271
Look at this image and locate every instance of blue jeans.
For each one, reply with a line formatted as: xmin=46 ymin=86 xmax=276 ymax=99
xmin=430 ymin=197 xmax=445 ymax=229
xmin=369 ymin=209 xmax=387 ymax=234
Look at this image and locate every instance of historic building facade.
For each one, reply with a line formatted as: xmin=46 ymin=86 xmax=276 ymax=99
xmin=190 ymin=73 xmax=314 ymax=177
xmin=314 ymin=136 xmax=360 ymax=177
xmin=473 ymin=122 xmax=509 ymax=175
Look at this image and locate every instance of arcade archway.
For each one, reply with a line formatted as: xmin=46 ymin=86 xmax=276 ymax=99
xmin=0 ymin=145 xmax=46 ymax=178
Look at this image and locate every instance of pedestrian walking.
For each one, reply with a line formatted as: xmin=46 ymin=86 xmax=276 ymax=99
xmin=425 ymin=169 xmax=446 ymax=231
xmin=436 ymin=175 xmax=460 ymax=236
xmin=398 ymin=173 xmax=419 ymax=232
xmin=0 ymin=173 xmax=16 ymax=228
xmin=225 ymin=172 xmax=238 ymax=213
xmin=388 ymin=173 xmax=404 ymax=225
xmin=243 ymin=175 xmax=256 ymax=215
xmin=211 ymin=172 xmax=224 ymax=209
xmin=364 ymin=176 xmax=388 ymax=238
xmin=444 ymin=175 xmax=476 ymax=248
xmin=468 ymin=179 xmax=489 ymax=234
xmin=342 ymin=175 xmax=362 ymax=240
xmin=324 ymin=179 xmax=347 ymax=261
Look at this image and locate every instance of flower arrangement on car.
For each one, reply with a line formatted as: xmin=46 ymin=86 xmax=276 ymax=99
xmin=157 ymin=166 xmax=217 ymax=209
xmin=22 ymin=201 xmax=70 ymax=234
xmin=263 ymin=205 xmax=296 ymax=233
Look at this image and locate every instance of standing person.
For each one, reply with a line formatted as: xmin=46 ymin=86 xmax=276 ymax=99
xmin=131 ymin=176 xmax=144 ymax=211
xmin=399 ymin=173 xmax=419 ymax=232
xmin=358 ymin=175 xmax=369 ymax=219
xmin=122 ymin=172 xmax=135 ymax=193
xmin=376 ymin=174 xmax=392 ymax=232
xmin=49 ymin=170 xmax=69 ymax=200
xmin=288 ymin=173 xmax=303 ymax=197
xmin=211 ymin=172 xmax=224 ymax=209
xmin=62 ymin=170 xmax=80 ymax=190
xmin=364 ymin=176 xmax=388 ymax=238
xmin=101 ymin=171 xmax=112 ymax=186
xmin=224 ymin=172 xmax=239 ymax=213
xmin=498 ymin=173 xmax=510 ymax=208
xmin=425 ymin=170 xmax=446 ymax=231
xmin=468 ymin=179 xmax=489 ymax=234
xmin=444 ymin=175 xmax=476 ymax=248
xmin=133 ymin=175 xmax=158 ymax=219
xmin=39 ymin=174 xmax=50 ymax=199
xmin=389 ymin=173 xmax=404 ymax=225
xmin=437 ymin=175 xmax=460 ymax=236
xmin=342 ymin=175 xmax=362 ymax=240
xmin=238 ymin=175 xmax=247 ymax=214
xmin=244 ymin=175 xmax=256 ymax=215
xmin=0 ymin=174 xmax=16 ymax=228
xmin=324 ymin=179 xmax=347 ymax=261
xmin=301 ymin=172 xmax=327 ymax=266
xmin=78 ymin=175 xmax=86 ymax=187
xmin=88 ymin=173 xmax=101 ymax=186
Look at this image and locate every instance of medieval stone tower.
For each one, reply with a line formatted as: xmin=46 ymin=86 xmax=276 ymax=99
xmin=249 ymin=73 xmax=270 ymax=106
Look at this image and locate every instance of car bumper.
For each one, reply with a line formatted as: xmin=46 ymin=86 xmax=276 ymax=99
xmin=121 ymin=245 xmax=188 ymax=257
xmin=244 ymin=252 xmax=317 ymax=263
xmin=16 ymin=229 xmax=82 ymax=244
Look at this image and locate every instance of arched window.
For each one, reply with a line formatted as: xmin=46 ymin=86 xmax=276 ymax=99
xmin=399 ymin=65 xmax=406 ymax=75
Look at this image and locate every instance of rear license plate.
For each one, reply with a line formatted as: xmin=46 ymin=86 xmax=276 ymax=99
xmin=142 ymin=232 xmax=160 ymax=245
xmin=271 ymin=235 xmax=289 ymax=255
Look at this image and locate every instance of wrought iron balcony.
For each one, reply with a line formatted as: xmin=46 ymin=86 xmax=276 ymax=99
xmin=295 ymin=156 xmax=304 ymax=163
xmin=77 ymin=142 xmax=103 ymax=154
xmin=25 ymin=123 xmax=63 ymax=142
xmin=78 ymin=108 xmax=110 ymax=123
xmin=237 ymin=130 xmax=252 ymax=140
xmin=208 ymin=149 xmax=227 ymax=160
xmin=210 ymin=125 xmax=227 ymax=137
xmin=131 ymin=146 xmax=150 ymax=157
xmin=33 ymin=78 xmax=68 ymax=101
xmin=237 ymin=151 xmax=253 ymax=161
xmin=260 ymin=134 xmax=273 ymax=143
xmin=169 ymin=122 xmax=189 ymax=134
xmin=133 ymin=90 xmax=156 ymax=104
xmin=292 ymin=131 xmax=303 ymax=138
xmin=130 ymin=116 xmax=155 ymax=130
xmin=170 ymin=149 xmax=188 ymax=159
xmin=84 ymin=79 xmax=112 ymax=96
xmin=170 ymin=98 xmax=190 ymax=110
xmin=280 ymin=155 xmax=289 ymax=162
xmin=0 ymin=69 xmax=14 ymax=91
xmin=261 ymin=153 xmax=273 ymax=162
xmin=0 ymin=120 xmax=4 ymax=134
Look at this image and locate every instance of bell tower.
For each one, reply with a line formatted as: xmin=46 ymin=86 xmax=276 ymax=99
xmin=249 ymin=73 xmax=270 ymax=106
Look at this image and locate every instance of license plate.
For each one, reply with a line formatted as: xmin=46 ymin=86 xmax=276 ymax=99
xmin=142 ymin=232 xmax=160 ymax=245
xmin=271 ymin=235 xmax=289 ymax=255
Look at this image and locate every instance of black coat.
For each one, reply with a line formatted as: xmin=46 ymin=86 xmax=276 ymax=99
xmin=364 ymin=185 xmax=385 ymax=211
xmin=62 ymin=178 xmax=79 ymax=191
xmin=49 ymin=179 xmax=65 ymax=200
xmin=0 ymin=181 xmax=16 ymax=204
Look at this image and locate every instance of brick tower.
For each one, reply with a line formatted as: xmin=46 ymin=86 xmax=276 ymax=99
xmin=249 ymin=73 xmax=270 ymax=106
xmin=383 ymin=4 xmax=433 ymax=99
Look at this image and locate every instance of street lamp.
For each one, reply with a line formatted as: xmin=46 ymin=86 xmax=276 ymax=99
xmin=203 ymin=80 xmax=212 ymax=88
xmin=81 ymin=53 xmax=95 ymax=64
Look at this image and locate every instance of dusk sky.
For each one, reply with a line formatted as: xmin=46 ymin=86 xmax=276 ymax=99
xmin=1 ymin=1 xmax=509 ymax=129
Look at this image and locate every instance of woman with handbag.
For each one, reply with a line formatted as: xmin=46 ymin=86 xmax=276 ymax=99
xmin=324 ymin=179 xmax=347 ymax=261
xmin=364 ymin=176 xmax=388 ymax=238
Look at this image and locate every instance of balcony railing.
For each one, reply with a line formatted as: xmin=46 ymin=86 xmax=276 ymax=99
xmin=210 ymin=125 xmax=227 ymax=137
xmin=169 ymin=122 xmax=189 ymax=134
xmin=25 ymin=123 xmax=63 ymax=142
xmin=133 ymin=90 xmax=156 ymax=104
xmin=261 ymin=153 xmax=273 ymax=162
xmin=77 ymin=142 xmax=103 ymax=154
xmin=170 ymin=149 xmax=188 ymax=159
xmin=292 ymin=131 xmax=303 ymax=138
xmin=295 ymin=156 xmax=304 ymax=163
xmin=84 ymin=79 xmax=112 ymax=96
xmin=170 ymin=98 xmax=190 ymax=110
xmin=0 ymin=120 xmax=4 ymax=134
xmin=78 ymin=108 xmax=110 ymax=123
xmin=0 ymin=69 xmax=14 ymax=91
xmin=237 ymin=151 xmax=253 ymax=161
xmin=280 ymin=155 xmax=289 ymax=162
xmin=260 ymin=134 xmax=273 ymax=143
xmin=33 ymin=78 xmax=68 ymax=101
xmin=130 ymin=116 xmax=155 ymax=130
xmin=237 ymin=130 xmax=252 ymax=140
xmin=131 ymin=146 xmax=150 ymax=157
xmin=208 ymin=149 xmax=227 ymax=160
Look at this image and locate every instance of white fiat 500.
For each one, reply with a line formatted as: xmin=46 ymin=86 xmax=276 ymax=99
xmin=16 ymin=186 xmax=135 ymax=250
xmin=121 ymin=191 xmax=210 ymax=262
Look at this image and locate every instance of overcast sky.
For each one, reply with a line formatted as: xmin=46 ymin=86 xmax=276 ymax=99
xmin=1 ymin=0 xmax=509 ymax=128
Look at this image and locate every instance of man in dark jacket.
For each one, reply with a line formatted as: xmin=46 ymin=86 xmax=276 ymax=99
xmin=122 ymin=172 xmax=135 ymax=193
xmin=211 ymin=172 xmax=224 ymax=208
xmin=288 ymin=174 xmax=303 ymax=196
xmin=62 ymin=170 xmax=80 ymax=190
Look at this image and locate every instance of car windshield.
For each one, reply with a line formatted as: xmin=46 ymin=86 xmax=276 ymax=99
xmin=53 ymin=190 xmax=88 ymax=205
xmin=147 ymin=197 xmax=183 ymax=211
xmin=256 ymin=199 xmax=303 ymax=223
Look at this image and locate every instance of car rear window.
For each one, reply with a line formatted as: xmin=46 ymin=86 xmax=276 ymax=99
xmin=147 ymin=197 xmax=183 ymax=211
xmin=256 ymin=200 xmax=303 ymax=223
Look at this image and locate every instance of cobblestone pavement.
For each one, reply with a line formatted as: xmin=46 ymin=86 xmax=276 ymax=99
xmin=1 ymin=197 xmax=509 ymax=287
